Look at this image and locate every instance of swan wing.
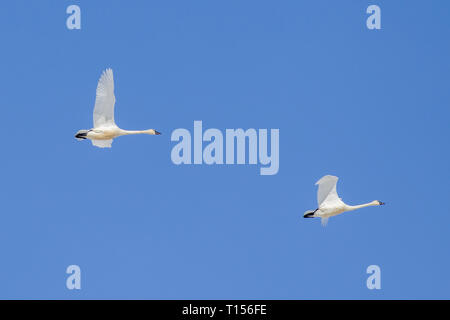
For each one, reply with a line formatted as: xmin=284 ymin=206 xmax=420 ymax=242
xmin=93 ymin=68 xmax=116 ymax=128
xmin=315 ymin=175 xmax=341 ymax=207
xmin=91 ymin=139 xmax=113 ymax=148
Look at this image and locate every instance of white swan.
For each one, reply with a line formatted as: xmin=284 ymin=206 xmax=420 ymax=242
xmin=75 ymin=68 xmax=161 ymax=148
xmin=303 ymin=175 xmax=384 ymax=226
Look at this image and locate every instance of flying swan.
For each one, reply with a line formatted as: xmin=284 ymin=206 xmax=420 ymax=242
xmin=75 ymin=68 xmax=161 ymax=148
xmin=303 ymin=175 xmax=385 ymax=226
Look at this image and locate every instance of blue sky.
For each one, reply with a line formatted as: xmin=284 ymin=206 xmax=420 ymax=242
xmin=0 ymin=0 xmax=449 ymax=299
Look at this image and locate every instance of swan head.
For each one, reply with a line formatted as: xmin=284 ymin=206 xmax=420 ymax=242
xmin=75 ymin=130 xmax=89 ymax=140
xmin=376 ymin=200 xmax=385 ymax=205
xmin=146 ymin=129 xmax=161 ymax=135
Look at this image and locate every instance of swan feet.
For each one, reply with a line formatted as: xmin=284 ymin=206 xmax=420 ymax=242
xmin=303 ymin=209 xmax=318 ymax=218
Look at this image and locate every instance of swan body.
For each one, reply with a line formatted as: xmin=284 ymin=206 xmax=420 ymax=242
xmin=304 ymin=175 xmax=384 ymax=226
xmin=75 ymin=68 xmax=161 ymax=148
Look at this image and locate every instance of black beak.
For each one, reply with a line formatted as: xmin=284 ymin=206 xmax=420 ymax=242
xmin=379 ymin=201 xmax=385 ymax=205
xmin=155 ymin=131 xmax=161 ymax=135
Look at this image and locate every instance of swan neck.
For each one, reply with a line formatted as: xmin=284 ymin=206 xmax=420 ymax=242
xmin=346 ymin=201 xmax=377 ymax=211
xmin=120 ymin=129 xmax=148 ymax=135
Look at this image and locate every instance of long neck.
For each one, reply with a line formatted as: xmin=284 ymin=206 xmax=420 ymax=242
xmin=120 ymin=129 xmax=152 ymax=135
xmin=345 ymin=201 xmax=378 ymax=211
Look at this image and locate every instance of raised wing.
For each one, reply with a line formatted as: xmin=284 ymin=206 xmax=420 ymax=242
xmin=93 ymin=68 xmax=116 ymax=128
xmin=91 ymin=139 xmax=113 ymax=148
xmin=315 ymin=175 xmax=341 ymax=207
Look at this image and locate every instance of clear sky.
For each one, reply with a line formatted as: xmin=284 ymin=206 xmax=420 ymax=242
xmin=0 ymin=0 xmax=449 ymax=299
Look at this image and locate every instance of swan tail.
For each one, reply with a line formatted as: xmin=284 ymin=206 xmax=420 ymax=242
xmin=321 ymin=217 xmax=329 ymax=227
xmin=75 ymin=130 xmax=88 ymax=140
xmin=303 ymin=210 xmax=316 ymax=218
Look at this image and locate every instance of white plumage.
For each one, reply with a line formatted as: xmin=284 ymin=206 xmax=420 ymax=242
xmin=304 ymin=175 xmax=385 ymax=226
xmin=93 ymin=68 xmax=116 ymax=129
xmin=75 ymin=68 xmax=161 ymax=148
